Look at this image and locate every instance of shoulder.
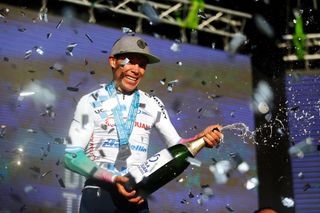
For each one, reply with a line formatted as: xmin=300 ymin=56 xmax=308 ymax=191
xmin=139 ymin=90 xmax=165 ymax=107
xmin=77 ymin=85 xmax=107 ymax=106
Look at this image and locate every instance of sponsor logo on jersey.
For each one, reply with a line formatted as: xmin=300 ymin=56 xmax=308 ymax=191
xmin=130 ymin=144 xmax=147 ymax=152
xmin=101 ymin=139 xmax=147 ymax=152
xmin=102 ymin=139 xmax=118 ymax=148
xmin=137 ymin=109 xmax=152 ymax=117
xmin=94 ymin=108 xmax=103 ymax=114
xmin=104 ymin=117 xmax=151 ymax=129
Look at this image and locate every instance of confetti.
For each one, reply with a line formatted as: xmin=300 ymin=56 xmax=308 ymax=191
xmin=229 ymin=152 xmax=249 ymax=173
xmin=288 ymin=137 xmax=315 ymax=158
xmin=209 ymin=160 xmax=231 ymax=184
xmin=49 ymin=62 xmax=64 ymax=74
xmin=254 ymin=14 xmax=274 ymax=38
xmin=18 ymin=28 xmax=27 ymax=32
xmin=3 ymin=57 xmax=9 ymax=61
xmin=57 ymin=177 xmax=65 ymax=188
xmin=27 ymin=129 xmax=37 ymax=133
xmin=67 ymin=87 xmax=79 ymax=92
xmin=97 ymin=187 xmax=101 ymax=197
xmin=19 ymin=91 xmax=35 ymax=97
xmin=245 ymin=177 xmax=259 ymax=190
xmin=85 ymin=33 xmax=94 ymax=43
xmin=56 ymin=159 xmax=61 ymax=166
xmin=29 ymin=166 xmax=41 ymax=174
xmin=227 ymin=32 xmax=247 ymax=54
xmin=176 ymin=61 xmax=183 ymax=66
xmin=24 ymin=185 xmax=37 ymax=194
xmin=167 ymin=79 xmax=179 ymax=92
xmin=225 ymin=204 xmax=235 ymax=212
xmin=65 ymin=43 xmax=77 ymax=56
xmin=54 ymin=137 xmax=65 ymax=144
xmin=281 ymin=197 xmax=294 ymax=207
xmin=186 ymin=157 xmax=202 ymax=167
xmin=56 ymin=19 xmax=63 ymax=29
xmin=297 ymin=172 xmax=304 ymax=179
xmin=34 ymin=46 xmax=44 ymax=55
xmin=40 ymin=105 xmax=56 ymax=118
xmin=41 ymin=170 xmax=52 ymax=177
xmin=140 ymin=3 xmax=160 ymax=25
xmin=303 ymin=183 xmax=311 ymax=191
xmin=0 ymin=8 xmax=10 ymax=18
xmin=122 ymin=27 xmax=133 ymax=34
xmin=197 ymin=9 xmax=207 ymax=19
xmin=120 ymin=57 xmax=130 ymax=67
xmin=170 ymin=42 xmax=181 ymax=52
xmin=47 ymin=32 xmax=52 ymax=39
xmin=188 ymin=191 xmax=194 ymax=198
xmin=160 ymin=78 xmax=166 ymax=85
xmin=38 ymin=6 xmax=48 ymax=22
xmin=47 ymin=142 xmax=51 ymax=152
xmin=24 ymin=50 xmax=32 ymax=60
xmin=99 ymin=149 xmax=106 ymax=157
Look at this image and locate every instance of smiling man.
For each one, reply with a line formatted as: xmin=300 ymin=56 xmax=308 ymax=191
xmin=64 ymin=35 xmax=223 ymax=213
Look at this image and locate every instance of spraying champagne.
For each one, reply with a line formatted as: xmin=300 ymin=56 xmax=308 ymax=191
xmin=124 ymin=128 xmax=220 ymax=197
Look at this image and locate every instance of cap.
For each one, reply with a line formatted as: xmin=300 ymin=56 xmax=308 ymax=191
xmin=110 ymin=35 xmax=160 ymax=64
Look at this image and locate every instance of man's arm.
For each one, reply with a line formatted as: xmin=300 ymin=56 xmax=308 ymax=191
xmin=64 ymin=146 xmax=115 ymax=182
xmin=63 ymin=95 xmax=115 ymax=183
xmin=152 ymin=96 xmax=223 ymax=147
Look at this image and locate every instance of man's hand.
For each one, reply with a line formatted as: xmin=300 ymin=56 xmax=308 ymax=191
xmin=196 ymin=124 xmax=223 ymax=148
xmin=114 ymin=176 xmax=145 ymax=205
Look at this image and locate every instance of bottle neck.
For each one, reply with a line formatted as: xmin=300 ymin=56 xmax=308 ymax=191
xmin=183 ymin=137 xmax=206 ymax=157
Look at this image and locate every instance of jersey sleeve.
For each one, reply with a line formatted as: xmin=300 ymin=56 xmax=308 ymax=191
xmin=67 ymin=95 xmax=94 ymax=149
xmin=152 ymin=96 xmax=182 ymax=147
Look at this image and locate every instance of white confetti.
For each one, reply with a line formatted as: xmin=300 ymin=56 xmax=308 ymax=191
xmin=281 ymin=197 xmax=294 ymax=207
xmin=245 ymin=177 xmax=259 ymax=190
xmin=186 ymin=157 xmax=202 ymax=167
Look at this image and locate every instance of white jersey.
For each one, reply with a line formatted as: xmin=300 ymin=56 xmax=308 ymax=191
xmin=68 ymin=85 xmax=181 ymax=175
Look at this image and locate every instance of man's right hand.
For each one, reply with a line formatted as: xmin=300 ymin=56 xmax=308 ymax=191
xmin=113 ymin=176 xmax=145 ymax=205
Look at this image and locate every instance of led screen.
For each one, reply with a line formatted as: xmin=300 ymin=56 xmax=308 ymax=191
xmin=0 ymin=4 xmax=257 ymax=212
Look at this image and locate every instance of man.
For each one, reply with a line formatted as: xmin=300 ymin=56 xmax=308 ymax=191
xmin=64 ymin=35 xmax=223 ymax=213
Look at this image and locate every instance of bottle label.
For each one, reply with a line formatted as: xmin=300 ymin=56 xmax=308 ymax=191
xmin=128 ymin=149 xmax=173 ymax=183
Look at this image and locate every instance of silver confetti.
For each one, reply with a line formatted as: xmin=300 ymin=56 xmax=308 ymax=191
xmin=0 ymin=8 xmax=10 ymax=18
xmin=254 ymin=14 xmax=274 ymax=38
xmin=24 ymin=50 xmax=33 ymax=60
xmin=34 ymin=46 xmax=44 ymax=55
xmin=120 ymin=57 xmax=130 ymax=67
xmin=281 ymin=197 xmax=294 ymax=207
xmin=140 ymin=3 xmax=160 ymax=25
xmin=186 ymin=157 xmax=202 ymax=167
xmin=288 ymin=137 xmax=315 ymax=158
xmin=209 ymin=160 xmax=232 ymax=184
xmin=170 ymin=42 xmax=181 ymax=52
xmin=56 ymin=19 xmax=63 ymax=29
xmin=245 ymin=177 xmax=259 ymax=190
xmin=65 ymin=43 xmax=77 ymax=56
xmin=122 ymin=27 xmax=133 ymax=34
xmin=227 ymin=32 xmax=247 ymax=54
xmin=0 ymin=125 xmax=6 ymax=138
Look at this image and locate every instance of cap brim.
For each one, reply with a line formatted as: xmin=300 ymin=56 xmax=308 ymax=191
xmin=114 ymin=51 xmax=160 ymax=64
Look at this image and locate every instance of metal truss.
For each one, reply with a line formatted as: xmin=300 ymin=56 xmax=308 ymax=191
xmin=59 ymin=0 xmax=252 ymax=42
xmin=278 ymin=33 xmax=320 ymax=62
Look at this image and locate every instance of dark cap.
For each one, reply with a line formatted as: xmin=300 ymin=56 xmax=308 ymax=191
xmin=110 ymin=35 xmax=160 ymax=64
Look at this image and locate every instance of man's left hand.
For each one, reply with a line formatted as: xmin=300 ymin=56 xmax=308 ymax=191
xmin=196 ymin=124 xmax=223 ymax=148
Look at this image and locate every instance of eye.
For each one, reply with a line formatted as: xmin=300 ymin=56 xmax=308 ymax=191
xmin=139 ymin=63 xmax=147 ymax=68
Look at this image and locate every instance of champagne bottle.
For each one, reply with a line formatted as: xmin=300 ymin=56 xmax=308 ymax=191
xmin=124 ymin=136 xmax=207 ymax=197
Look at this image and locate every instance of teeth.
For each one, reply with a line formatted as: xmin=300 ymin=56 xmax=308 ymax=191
xmin=126 ymin=76 xmax=137 ymax=81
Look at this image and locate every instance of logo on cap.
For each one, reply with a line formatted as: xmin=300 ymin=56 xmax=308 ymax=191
xmin=137 ymin=39 xmax=147 ymax=49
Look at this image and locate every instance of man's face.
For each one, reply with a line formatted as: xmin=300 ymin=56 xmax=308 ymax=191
xmin=109 ymin=53 xmax=148 ymax=93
